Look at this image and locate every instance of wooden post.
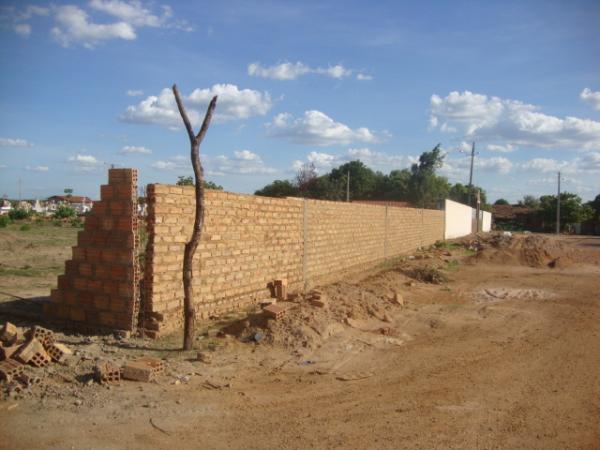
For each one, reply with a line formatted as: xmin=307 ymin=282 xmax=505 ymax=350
xmin=172 ymin=84 xmax=217 ymax=351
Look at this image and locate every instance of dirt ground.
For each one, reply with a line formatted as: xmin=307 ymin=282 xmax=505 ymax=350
xmin=1 ymin=228 xmax=599 ymax=450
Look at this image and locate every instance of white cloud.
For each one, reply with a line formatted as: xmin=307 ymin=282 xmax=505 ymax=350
xmin=0 ymin=137 xmax=33 ymax=147
xmin=346 ymin=148 xmax=412 ymax=170
xmin=248 ymin=62 xmax=311 ymax=80
xmin=49 ymin=2 xmax=189 ymax=48
xmin=187 ymin=84 xmax=273 ymax=122
xmin=25 ymin=165 xmax=49 ymax=172
xmin=440 ymin=155 xmax=513 ymax=181
xmin=151 ymin=151 xmax=277 ymax=175
xmin=207 ymin=150 xmax=277 ymax=176
xmin=19 ymin=6 xmax=50 ymax=19
xmin=580 ymin=88 xmax=600 ymax=111
xmin=316 ymin=64 xmax=352 ymax=79
xmin=68 ymin=153 xmax=103 ymax=171
xmin=122 ymin=84 xmax=273 ymax=128
xmin=430 ymin=90 xmax=600 ymax=151
xmin=292 ymin=148 xmax=414 ymax=173
xmin=486 ymin=143 xmax=515 ymax=153
xmin=519 ymin=152 xmax=600 ymax=175
xmin=266 ymin=110 xmax=385 ymax=146
xmin=126 ymin=89 xmax=144 ymax=97
xmin=89 ymin=0 xmax=170 ymax=27
xmin=14 ymin=23 xmax=31 ymax=36
xmin=233 ymin=149 xmax=260 ymax=161
xmin=119 ymin=145 xmax=151 ymax=154
xmin=51 ymin=5 xmax=136 ymax=48
xmin=151 ymin=159 xmax=183 ymax=171
xmin=306 ymin=151 xmax=340 ymax=171
xmin=356 ymin=73 xmax=373 ymax=81
xmin=520 ymin=158 xmax=569 ymax=174
xmin=248 ymin=61 xmax=353 ymax=80
xmin=476 ymin=156 xmax=513 ymax=174
xmin=0 ymin=164 xmax=7 ymax=169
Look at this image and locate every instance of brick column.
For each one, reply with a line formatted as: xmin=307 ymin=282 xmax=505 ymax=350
xmin=44 ymin=168 xmax=139 ymax=333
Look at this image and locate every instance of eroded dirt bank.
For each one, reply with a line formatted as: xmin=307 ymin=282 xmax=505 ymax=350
xmin=1 ymin=234 xmax=599 ymax=449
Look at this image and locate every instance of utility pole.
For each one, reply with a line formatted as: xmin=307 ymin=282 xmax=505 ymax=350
xmin=467 ymin=141 xmax=475 ymax=207
xmin=556 ymin=171 xmax=561 ymax=235
xmin=476 ymin=189 xmax=481 ymax=232
xmin=346 ymin=170 xmax=350 ymax=202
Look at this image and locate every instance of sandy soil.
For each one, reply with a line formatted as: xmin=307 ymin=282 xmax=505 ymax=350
xmin=1 ymin=232 xmax=599 ymax=449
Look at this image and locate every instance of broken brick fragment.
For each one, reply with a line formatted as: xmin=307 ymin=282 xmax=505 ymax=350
xmin=263 ymin=303 xmax=287 ymax=320
xmin=0 ymin=343 xmax=20 ymax=361
xmin=15 ymin=338 xmax=51 ymax=367
xmin=274 ymin=279 xmax=288 ymax=301
xmin=0 ymin=360 xmax=24 ymax=382
xmin=46 ymin=343 xmax=72 ymax=364
xmin=0 ymin=322 xmax=19 ymax=345
xmin=27 ymin=326 xmax=55 ymax=348
xmin=94 ymin=360 xmax=121 ymax=385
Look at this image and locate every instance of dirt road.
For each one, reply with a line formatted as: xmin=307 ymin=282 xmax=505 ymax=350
xmin=1 ymin=234 xmax=599 ymax=449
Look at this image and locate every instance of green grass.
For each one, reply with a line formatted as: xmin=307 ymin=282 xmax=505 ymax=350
xmin=444 ymin=259 xmax=460 ymax=271
xmin=376 ymin=256 xmax=405 ymax=271
xmin=463 ymin=248 xmax=477 ymax=257
xmin=435 ymin=241 xmax=461 ymax=251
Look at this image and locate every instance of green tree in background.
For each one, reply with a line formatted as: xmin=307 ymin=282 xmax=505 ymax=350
xmin=494 ymin=198 xmax=510 ymax=205
xmin=587 ymin=194 xmax=600 ymax=223
xmin=176 ymin=176 xmax=223 ymax=190
xmin=448 ymin=183 xmax=488 ymax=207
xmin=538 ymin=192 xmax=593 ymax=231
xmin=254 ymin=180 xmax=299 ymax=198
xmin=518 ymin=195 xmax=540 ymax=209
xmin=407 ymin=144 xmax=449 ymax=208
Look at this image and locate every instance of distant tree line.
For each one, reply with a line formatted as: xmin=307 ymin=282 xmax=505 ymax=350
xmin=255 ymin=145 xmax=490 ymax=210
xmin=176 ymin=176 xmax=223 ymax=190
xmin=493 ymin=193 xmax=600 ymax=232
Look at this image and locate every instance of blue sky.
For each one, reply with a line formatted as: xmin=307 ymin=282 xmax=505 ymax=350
xmin=1 ymin=0 xmax=599 ymax=203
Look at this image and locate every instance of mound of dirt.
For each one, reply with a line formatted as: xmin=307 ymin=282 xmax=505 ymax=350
xmin=475 ymin=233 xmax=573 ymax=268
xmin=221 ymin=270 xmax=416 ymax=354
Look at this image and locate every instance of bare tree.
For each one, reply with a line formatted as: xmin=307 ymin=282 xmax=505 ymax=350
xmin=295 ymin=162 xmax=318 ymax=197
xmin=172 ymin=84 xmax=217 ymax=350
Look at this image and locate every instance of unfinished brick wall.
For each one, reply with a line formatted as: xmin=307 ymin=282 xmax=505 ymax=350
xmin=143 ymin=186 xmax=444 ymax=336
xmin=45 ymin=169 xmax=139 ymax=332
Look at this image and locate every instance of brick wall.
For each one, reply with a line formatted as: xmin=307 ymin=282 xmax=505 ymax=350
xmin=45 ymin=169 xmax=139 ymax=333
xmin=143 ymin=185 xmax=444 ymax=336
xmin=143 ymin=186 xmax=304 ymax=336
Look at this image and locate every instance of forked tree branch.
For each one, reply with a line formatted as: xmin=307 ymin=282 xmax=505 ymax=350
xmin=172 ymin=83 xmax=218 ymax=350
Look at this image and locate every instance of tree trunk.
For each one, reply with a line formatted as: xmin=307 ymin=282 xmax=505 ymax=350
xmin=172 ymin=84 xmax=217 ymax=351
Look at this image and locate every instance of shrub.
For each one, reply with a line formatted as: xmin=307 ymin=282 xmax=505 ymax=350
xmin=52 ymin=219 xmax=62 ymax=227
xmin=70 ymin=218 xmax=83 ymax=228
xmin=8 ymin=209 xmax=30 ymax=220
xmin=19 ymin=224 xmax=31 ymax=231
xmin=54 ymin=204 xmax=76 ymax=219
xmin=0 ymin=215 xmax=10 ymax=228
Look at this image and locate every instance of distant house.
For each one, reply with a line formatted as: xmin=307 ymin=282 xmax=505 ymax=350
xmin=46 ymin=195 xmax=94 ymax=214
xmin=0 ymin=200 xmax=12 ymax=215
xmin=16 ymin=200 xmax=32 ymax=212
xmin=32 ymin=199 xmax=45 ymax=214
xmin=491 ymin=204 xmax=541 ymax=231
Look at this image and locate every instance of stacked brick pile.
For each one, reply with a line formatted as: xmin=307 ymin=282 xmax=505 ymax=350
xmin=44 ymin=169 xmax=139 ymax=333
